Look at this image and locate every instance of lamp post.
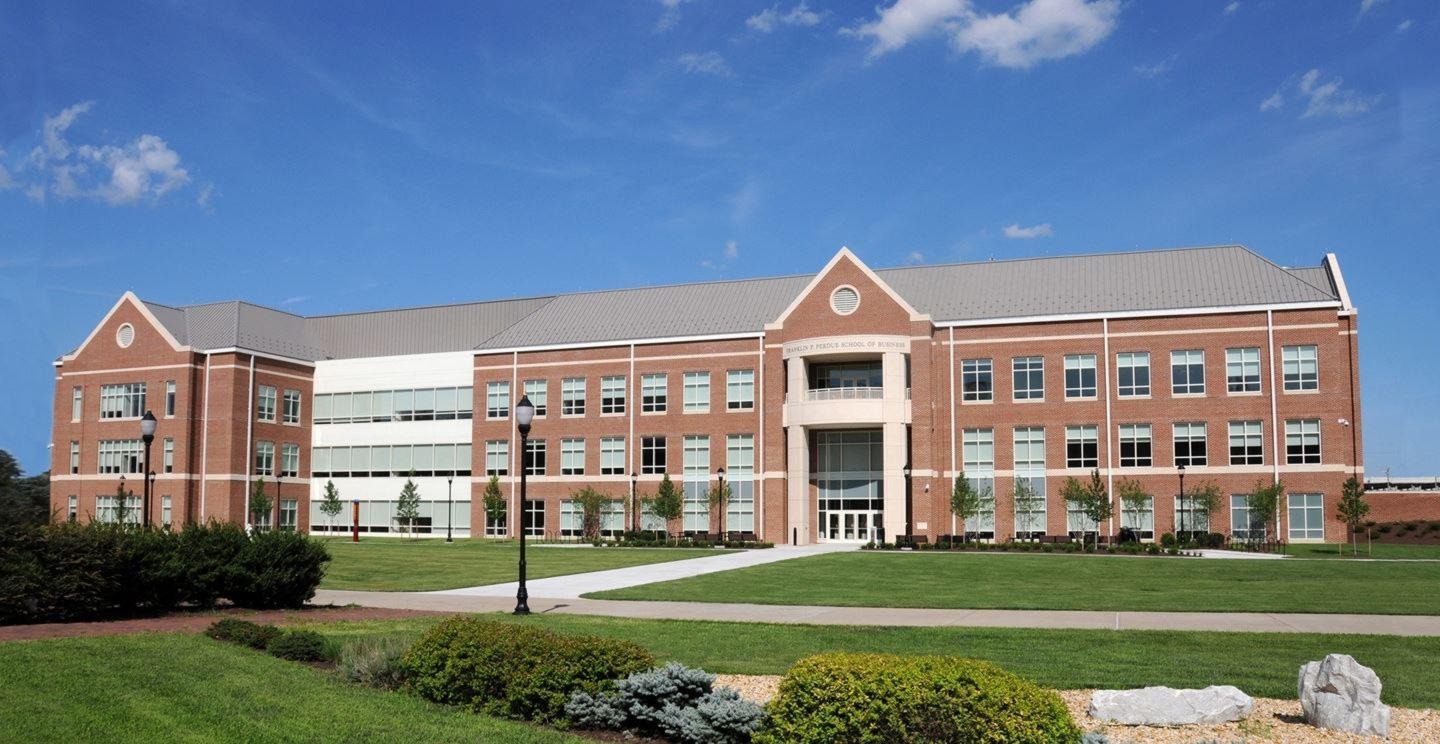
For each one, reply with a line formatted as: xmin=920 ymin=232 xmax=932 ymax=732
xmin=1177 ymin=464 xmax=1187 ymax=541
xmin=630 ymin=471 xmax=638 ymax=533
xmin=139 ymin=410 xmax=156 ymax=528
xmin=715 ymin=467 xmax=725 ymax=538
xmin=446 ymin=476 xmax=454 ymax=543
xmin=118 ymin=474 xmax=127 ymax=525
xmin=513 ymin=394 xmax=535 ymax=616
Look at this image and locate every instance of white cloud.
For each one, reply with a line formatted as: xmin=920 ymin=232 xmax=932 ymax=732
xmin=730 ymin=178 xmax=762 ymax=223
xmin=905 ymin=250 xmax=926 ymax=264
xmin=1003 ymin=222 xmax=1053 ymax=239
xmin=1298 ymin=68 xmax=1379 ymax=118
xmin=656 ymin=0 xmax=693 ymax=32
xmin=846 ymin=0 xmax=1120 ymax=69
xmin=1223 ymin=2 xmax=1240 ymax=15
xmin=678 ymin=51 xmax=733 ymax=76
xmin=278 ymin=296 xmax=309 ymax=307
xmin=1259 ymin=91 xmax=1284 ymax=111
xmin=1358 ymin=0 xmax=1386 ymax=17
xmin=1134 ymin=54 xmax=1176 ymax=78
xmin=843 ymin=0 xmax=967 ymax=59
xmin=747 ymin=2 xmax=823 ymax=33
xmin=724 ymin=240 xmax=739 ymax=259
xmin=1396 ymin=19 xmax=1411 ymax=32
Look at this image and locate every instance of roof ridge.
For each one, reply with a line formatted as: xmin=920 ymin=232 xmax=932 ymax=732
xmin=304 ymin=294 xmax=558 ymax=320
xmin=873 ymin=243 xmax=1247 ymax=273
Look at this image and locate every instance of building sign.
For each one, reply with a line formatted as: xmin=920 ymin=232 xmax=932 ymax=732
xmin=782 ymin=335 xmax=911 ymax=359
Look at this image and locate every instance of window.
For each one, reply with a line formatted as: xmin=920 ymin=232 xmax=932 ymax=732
xmin=1065 ymin=425 xmax=1098 ymax=468
xmin=1173 ymin=422 xmax=1208 ymax=467
xmin=1226 ymin=347 xmax=1261 ymax=393
xmin=257 ymin=385 xmax=277 ymax=422
xmin=961 ymin=428 xmax=996 ymax=538
xmin=961 ymin=359 xmax=993 ymax=402
xmin=525 ymin=439 xmax=546 ymax=476
xmin=163 ymin=438 xmax=175 ymax=473
xmin=1230 ymin=494 xmax=1265 ymax=540
xmin=1067 ymin=500 xmax=1098 ymax=538
xmin=524 ymin=379 xmax=548 ymax=416
xmin=1116 ymin=352 xmax=1150 ymax=397
xmin=486 ymin=440 xmax=509 ymax=476
xmin=523 ymin=499 xmax=545 ymax=537
xmin=70 ymin=441 xmax=80 ymax=474
xmin=683 ymin=372 xmax=710 ymax=413
xmin=562 ymin=378 xmax=585 ymax=416
xmin=1285 ymin=419 xmax=1321 ymax=464
xmin=281 ymin=443 xmax=299 ymax=477
xmin=561 ymin=438 xmax=585 ymax=475
xmin=726 ymin=434 xmax=755 ymax=532
xmin=561 ymin=499 xmax=625 ymax=538
xmin=1118 ymin=424 xmax=1152 ymax=467
xmin=314 ymin=386 xmax=472 ymax=424
xmin=641 ymin=436 xmax=667 ymax=474
xmin=486 ymin=381 xmax=510 ymax=419
xmin=1171 ymin=350 xmax=1205 ymax=395
xmin=727 ymin=369 xmax=755 ymax=410
xmin=280 ymin=499 xmax=298 ymax=531
xmin=67 ymin=495 xmax=78 ymax=522
xmin=1063 ymin=354 xmax=1097 ymax=398
xmin=1228 ymin=421 xmax=1264 ymax=465
xmin=97 ymin=440 xmax=143 ymax=474
xmin=1013 ymin=427 xmax=1047 ymax=538
xmin=1121 ymin=495 xmax=1154 ymax=540
xmin=486 ymin=499 xmax=507 ymax=537
xmin=1175 ymin=494 xmax=1211 ymax=534
xmin=282 ymin=390 xmax=301 ymax=424
xmin=600 ymin=436 xmax=625 ymax=475
xmin=162 ymin=495 xmax=173 ymax=529
xmin=100 ymin=383 xmax=146 ymax=419
xmin=1012 ymin=357 xmax=1044 ymax=400
xmin=72 ymin=386 xmax=83 ymax=421
xmin=255 ymin=441 xmax=275 ymax=476
xmin=600 ymin=376 xmax=626 ymax=415
xmin=1283 ymin=345 xmax=1319 ymax=391
xmin=682 ymin=435 xmax=710 ymax=532
xmin=641 ymin=374 xmax=667 ymax=413
xmin=97 ymin=495 xmax=141 ymax=525
xmin=1288 ymin=493 xmax=1324 ymax=540
xmin=165 ymin=380 xmax=177 ymax=417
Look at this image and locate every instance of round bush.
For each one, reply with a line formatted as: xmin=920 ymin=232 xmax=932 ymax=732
xmin=266 ymin=630 xmax=332 ymax=662
xmin=226 ymin=530 xmax=331 ymax=609
xmin=205 ymin=618 xmax=284 ymax=650
xmin=756 ymin=653 xmax=1079 ymax=744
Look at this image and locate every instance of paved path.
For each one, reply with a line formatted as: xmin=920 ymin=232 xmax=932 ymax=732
xmin=312 ymin=589 xmax=1440 ymax=637
xmin=431 ymin=542 xmax=857 ymax=598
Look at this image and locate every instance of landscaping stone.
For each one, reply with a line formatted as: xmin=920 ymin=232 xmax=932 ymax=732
xmin=1088 ymin=685 xmax=1253 ymax=725
xmin=1298 ymin=654 xmax=1391 ymax=737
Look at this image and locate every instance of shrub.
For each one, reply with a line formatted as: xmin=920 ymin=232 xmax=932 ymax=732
xmin=267 ymin=630 xmax=332 ymax=662
xmin=226 ymin=529 xmax=331 ymax=609
xmin=206 ymin=618 xmax=284 ymax=650
xmin=1159 ymin=532 xmax=1177 ymax=549
xmin=567 ymin=662 xmax=765 ymax=743
xmin=175 ymin=521 xmax=250 ymax=607
xmin=338 ymin=635 xmax=412 ymax=690
xmin=404 ymin=617 xmax=654 ymax=725
xmin=756 ymin=653 xmax=1079 ymax=744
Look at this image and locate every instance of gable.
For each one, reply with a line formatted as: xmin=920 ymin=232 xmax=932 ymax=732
xmin=61 ymin=292 xmax=187 ymax=366
xmin=767 ymin=248 xmax=927 ymax=340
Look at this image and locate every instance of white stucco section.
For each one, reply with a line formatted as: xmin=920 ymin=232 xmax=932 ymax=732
xmin=313 ymin=351 xmax=475 ymax=393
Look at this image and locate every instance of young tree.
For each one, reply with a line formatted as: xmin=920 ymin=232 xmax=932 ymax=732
xmin=1336 ymin=476 xmax=1370 ymax=557
xmin=571 ymin=486 xmax=613 ymax=541
xmin=248 ymin=477 xmax=273 ymax=532
xmin=483 ymin=474 xmax=507 ymax=538
xmin=1115 ymin=478 xmax=1151 ymax=546
xmin=320 ymin=479 xmax=343 ymax=535
xmin=646 ymin=473 xmax=684 ymax=543
xmin=396 ymin=474 xmax=421 ymax=539
xmin=1246 ymin=479 xmax=1286 ymax=545
xmin=707 ymin=479 xmax=732 ymax=538
xmin=1179 ymin=481 xmax=1222 ymax=544
xmin=1013 ymin=479 xmax=1045 ymax=542
xmin=950 ymin=471 xmax=991 ymax=544
xmin=1061 ymin=470 xmax=1113 ymax=549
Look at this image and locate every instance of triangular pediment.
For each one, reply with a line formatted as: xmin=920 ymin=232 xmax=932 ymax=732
xmin=767 ymin=247 xmax=928 ymax=331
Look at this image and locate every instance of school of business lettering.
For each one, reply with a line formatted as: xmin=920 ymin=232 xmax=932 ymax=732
xmin=783 ymin=337 xmax=909 ymax=358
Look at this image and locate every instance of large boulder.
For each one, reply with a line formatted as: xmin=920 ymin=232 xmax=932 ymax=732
xmin=1089 ymin=686 xmax=1253 ymax=725
xmin=1298 ymin=654 xmax=1390 ymax=737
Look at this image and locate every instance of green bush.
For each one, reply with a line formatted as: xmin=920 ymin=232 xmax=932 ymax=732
xmin=757 ymin=653 xmax=1079 ymax=743
xmin=175 ymin=522 xmax=250 ymax=607
xmin=226 ymin=529 xmax=331 ymax=609
xmin=339 ymin=635 xmax=412 ymax=690
xmin=404 ymin=616 xmax=655 ymax=725
xmin=206 ymin=618 xmax=284 ymax=650
xmin=266 ymin=630 xmax=332 ymax=662
xmin=1159 ymin=533 xmax=1177 ymax=549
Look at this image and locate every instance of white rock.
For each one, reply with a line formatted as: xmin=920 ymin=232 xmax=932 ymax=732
xmin=1299 ymin=654 xmax=1390 ymax=737
xmin=1088 ymin=685 xmax=1254 ymax=725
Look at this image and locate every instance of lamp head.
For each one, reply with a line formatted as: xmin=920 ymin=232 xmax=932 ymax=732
xmin=515 ymin=394 xmax=535 ymax=436
xmin=140 ymin=410 xmax=157 ymax=441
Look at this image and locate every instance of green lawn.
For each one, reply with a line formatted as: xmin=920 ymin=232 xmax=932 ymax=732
xmin=299 ymin=613 xmax=1440 ymax=709
xmin=320 ymin=538 xmax=726 ymax=591
xmin=0 ymin=633 xmax=578 ymax=744
xmin=1287 ymin=542 xmax=1440 ymax=560
xmin=588 ymin=551 xmax=1440 ymax=614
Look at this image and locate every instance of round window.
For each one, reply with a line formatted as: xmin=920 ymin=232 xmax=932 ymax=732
xmin=116 ymin=323 xmax=135 ymax=348
xmin=830 ymin=286 xmax=860 ymax=315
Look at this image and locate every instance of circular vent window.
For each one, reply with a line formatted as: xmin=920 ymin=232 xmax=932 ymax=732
xmin=116 ymin=323 xmax=136 ymax=348
xmin=830 ymin=285 xmax=860 ymax=315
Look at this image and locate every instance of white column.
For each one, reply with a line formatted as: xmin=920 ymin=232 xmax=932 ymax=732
xmin=881 ymin=351 xmax=905 ymax=400
xmin=883 ymin=421 xmax=907 ymax=540
xmin=786 ymin=424 xmax=809 ymax=545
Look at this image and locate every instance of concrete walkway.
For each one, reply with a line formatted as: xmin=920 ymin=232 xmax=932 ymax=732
xmin=430 ymin=542 xmax=857 ymax=598
xmin=312 ymin=589 xmax=1440 ymax=637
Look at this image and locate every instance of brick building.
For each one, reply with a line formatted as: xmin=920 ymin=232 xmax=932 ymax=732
xmin=50 ymin=245 xmax=1363 ymax=543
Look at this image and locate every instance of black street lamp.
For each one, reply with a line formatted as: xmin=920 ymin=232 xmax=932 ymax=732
xmin=1177 ymin=464 xmax=1187 ymax=540
xmin=513 ymin=394 xmax=535 ymax=616
xmin=446 ymin=475 xmax=454 ymax=543
xmin=140 ymin=410 xmax=157 ymax=528
xmin=630 ymin=471 xmax=638 ymax=533
xmin=715 ymin=467 xmax=725 ymax=538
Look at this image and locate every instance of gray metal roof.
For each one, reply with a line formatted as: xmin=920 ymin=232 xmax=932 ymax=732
xmin=132 ymin=245 xmax=1340 ymax=360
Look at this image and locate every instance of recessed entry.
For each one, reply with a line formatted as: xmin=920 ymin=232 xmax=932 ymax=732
xmin=830 ymin=285 xmax=860 ymax=316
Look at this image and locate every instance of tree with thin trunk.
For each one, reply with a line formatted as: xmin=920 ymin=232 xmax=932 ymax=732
xmin=1013 ymin=479 xmax=1045 ymax=541
xmin=1062 ymin=469 xmax=1113 ymax=549
xmin=396 ymin=473 xmax=421 ymax=539
xmin=1115 ymin=478 xmax=1151 ymax=546
xmin=1246 ymin=479 xmax=1285 ymax=546
xmin=249 ymin=477 xmax=273 ymax=532
xmin=320 ymin=480 xmax=343 ymax=536
xmin=112 ymin=481 xmax=134 ymax=526
xmin=1336 ymin=476 xmax=1370 ymax=557
xmin=707 ymin=480 xmax=732 ymax=539
xmin=950 ymin=471 xmax=990 ymax=544
xmin=646 ymin=473 xmax=684 ymax=544
xmin=570 ymin=486 xmax=612 ymax=541
xmin=1180 ymin=481 xmax=1222 ymax=544
xmin=483 ymin=474 xmax=507 ymax=538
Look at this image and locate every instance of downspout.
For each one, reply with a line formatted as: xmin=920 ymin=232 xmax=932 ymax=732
xmin=1102 ymin=318 xmax=1114 ymax=537
xmin=200 ymin=352 xmax=212 ymax=520
xmin=1267 ymin=310 xmax=1281 ymax=537
xmin=510 ymin=350 xmax=519 ymax=537
xmin=629 ymin=343 xmax=636 ymax=531
xmin=243 ymin=355 xmax=255 ymax=531
xmin=757 ymin=335 xmax=766 ymax=540
xmin=947 ymin=327 xmax=956 ymax=536
xmin=1345 ymin=316 xmax=1359 ymax=476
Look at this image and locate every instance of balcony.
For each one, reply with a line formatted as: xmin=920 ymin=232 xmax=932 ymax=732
xmin=784 ymin=385 xmax=911 ymax=427
xmin=796 ymin=386 xmax=883 ymax=402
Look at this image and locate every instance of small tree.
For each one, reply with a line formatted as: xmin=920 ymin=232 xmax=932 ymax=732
xmin=320 ymin=479 xmax=343 ymax=535
xmin=483 ymin=474 xmax=507 ymax=538
xmin=646 ymin=474 xmax=684 ymax=543
xmin=1061 ymin=470 xmax=1112 ymax=548
xmin=1245 ymin=479 xmax=1286 ymax=545
xmin=950 ymin=471 xmax=990 ymax=544
xmin=1336 ymin=476 xmax=1370 ymax=557
xmin=571 ymin=486 xmax=613 ymax=541
xmin=1013 ymin=479 xmax=1045 ymax=541
xmin=112 ymin=481 xmax=134 ymax=526
xmin=249 ymin=477 xmax=273 ymax=532
xmin=396 ymin=473 xmax=421 ymax=539
xmin=1179 ymin=481 xmax=1222 ymax=543
xmin=707 ymin=479 xmax=732 ymax=538
xmin=1115 ymin=478 xmax=1151 ymax=545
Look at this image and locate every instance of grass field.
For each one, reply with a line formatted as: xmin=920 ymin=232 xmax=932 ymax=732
xmin=319 ymin=538 xmax=726 ymax=591
xmin=1288 ymin=542 xmax=1440 ymax=560
xmin=587 ymin=550 xmax=1440 ymax=614
xmin=0 ymin=633 xmax=577 ymax=743
xmin=296 ymin=613 xmax=1440 ymax=709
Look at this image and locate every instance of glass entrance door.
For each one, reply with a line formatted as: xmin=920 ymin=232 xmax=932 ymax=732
xmin=815 ymin=430 xmax=884 ymax=543
xmin=823 ymin=510 xmax=880 ymax=542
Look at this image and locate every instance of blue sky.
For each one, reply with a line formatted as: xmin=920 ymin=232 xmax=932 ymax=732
xmin=1 ymin=0 xmax=1436 ymax=476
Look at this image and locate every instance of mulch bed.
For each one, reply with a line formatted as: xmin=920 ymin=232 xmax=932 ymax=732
xmin=0 ymin=605 xmax=447 ymax=643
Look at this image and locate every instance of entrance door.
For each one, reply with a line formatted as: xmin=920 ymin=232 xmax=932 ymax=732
xmin=815 ymin=430 xmax=884 ymax=543
xmin=823 ymin=510 xmax=880 ymax=542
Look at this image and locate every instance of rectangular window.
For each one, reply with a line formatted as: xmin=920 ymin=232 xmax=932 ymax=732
xmin=1120 ymin=495 xmax=1155 ymax=540
xmin=641 ymin=373 xmax=667 ymax=413
xmin=280 ymin=499 xmax=298 ymax=531
xmin=561 ymin=438 xmax=585 ymax=475
xmin=1014 ymin=425 xmax=1047 ymax=539
xmin=1226 ymin=347 xmax=1262 ymax=393
xmin=486 ymin=381 xmax=510 ymax=419
xmin=1063 ymin=354 xmax=1097 ymax=399
xmin=70 ymin=441 xmax=80 ymax=474
xmin=961 ymin=358 xmax=993 ymax=402
xmin=100 ymin=383 xmax=146 ymax=419
xmin=97 ymin=439 xmax=143 ymax=474
xmin=1230 ymin=494 xmax=1264 ymax=540
xmin=97 ymin=495 xmax=141 ymax=525
xmin=72 ymin=386 xmax=83 ymax=421
xmin=601 ymin=376 xmax=626 ymax=415
xmin=162 ymin=495 xmax=173 ymax=529
xmin=163 ymin=438 xmax=175 ymax=473
xmin=726 ymin=434 xmax=755 ymax=532
xmin=486 ymin=440 xmax=509 ymax=476
xmin=961 ymin=428 xmax=996 ymax=537
xmin=1065 ymin=425 xmax=1098 ymax=468
xmin=641 ymin=436 xmax=667 ymax=474
xmin=257 ymin=385 xmax=277 ymax=422
xmin=1118 ymin=424 xmax=1152 ymax=467
xmin=1173 ymin=422 xmax=1208 ymax=467
xmin=1285 ymin=419 xmax=1321 ymax=464
xmin=280 ymin=443 xmax=299 ymax=477
xmin=1012 ymin=357 xmax=1044 ymax=401
xmin=68 ymin=495 xmax=78 ymax=522
xmin=1171 ymin=350 xmax=1205 ymax=395
xmin=682 ymin=435 xmax=710 ymax=532
xmin=524 ymin=499 xmax=545 ymax=537
xmin=1288 ymin=493 xmax=1325 ymax=540
xmin=726 ymin=369 xmax=755 ymax=410
xmin=1116 ymin=352 xmax=1150 ymax=397
xmin=434 ymin=388 xmax=458 ymax=420
xmin=412 ymin=389 xmax=435 ymax=421
xmin=1229 ymin=421 xmax=1264 ymax=465
xmin=1283 ymin=345 xmax=1319 ymax=391
xmin=525 ymin=439 xmax=546 ymax=476
xmin=165 ymin=380 xmax=177 ymax=417
xmin=600 ymin=436 xmax=625 ymax=475
xmin=255 ymin=441 xmax=275 ymax=476
xmin=562 ymin=378 xmax=585 ymax=416
xmin=523 ymin=379 xmax=548 ymax=417
xmin=683 ymin=372 xmax=710 ymax=413
xmin=1176 ymin=494 xmax=1211 ymax=534
xmin=282 ymin=389 xmax=301 ymax=424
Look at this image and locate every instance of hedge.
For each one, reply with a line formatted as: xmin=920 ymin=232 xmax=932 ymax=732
xmin=0 ymin=521 xmax=330 ymax=625
xmin=757 ymin=653 xmax=1080 ymax=744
